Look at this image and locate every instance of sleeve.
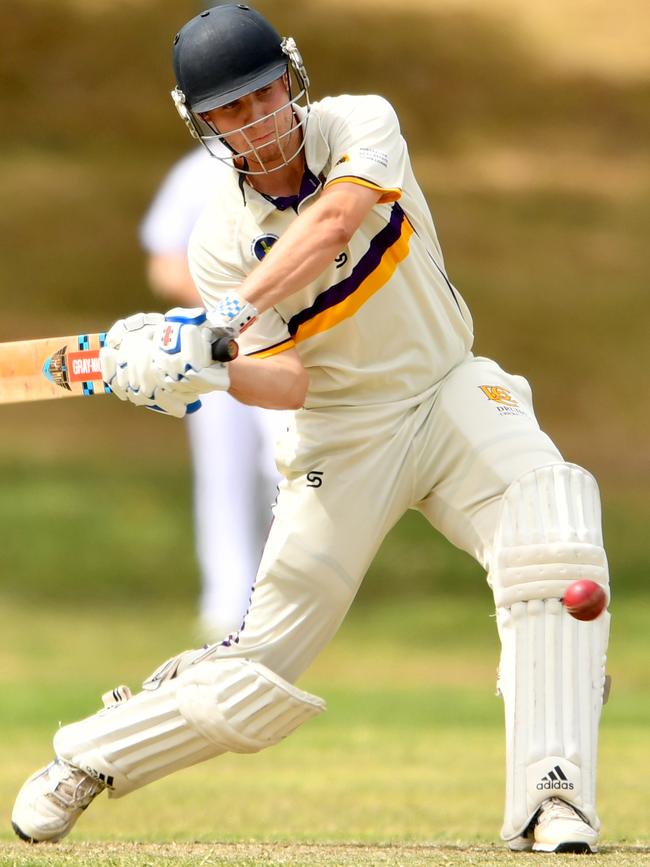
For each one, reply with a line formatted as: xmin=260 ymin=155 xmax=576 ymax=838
xmin=322 ymin=96 xmax=407 ymax=204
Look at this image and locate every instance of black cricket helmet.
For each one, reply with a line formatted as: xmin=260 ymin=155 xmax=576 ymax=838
xmin=171 ymin=4 xmax=310 ymax=174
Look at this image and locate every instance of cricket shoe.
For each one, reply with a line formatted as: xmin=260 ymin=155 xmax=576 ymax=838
xmin=12 ymin=757 xmax=105 ymax=843
xmin=508 ymin=797 xmax=598 ymax=854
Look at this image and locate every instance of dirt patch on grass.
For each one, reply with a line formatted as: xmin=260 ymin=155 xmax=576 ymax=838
xmin=3 ymin=841 xmax=650 ymax=865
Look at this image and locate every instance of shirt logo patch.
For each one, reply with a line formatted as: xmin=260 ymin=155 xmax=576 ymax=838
xmin=479 ymin=385 xmax=518 ymax=406
xmin=358 ymin=147 xmax=389 ymax=168
xmin=251 ymin=234 xmax=279 ymax=261
xmin=479 ymin=385 xmax=528 ymax=417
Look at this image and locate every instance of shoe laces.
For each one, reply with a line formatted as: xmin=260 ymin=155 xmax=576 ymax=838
xmin=538 ymin=797 xmax=581 ymax=822
xmin=47 ymin=759 xmax=104 ymax=810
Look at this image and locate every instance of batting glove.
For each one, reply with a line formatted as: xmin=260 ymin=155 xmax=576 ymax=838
xmin=153 ymin=307 xmax=232 ymax=394
xmin=100 ymin=312 xmax=201 ymax=418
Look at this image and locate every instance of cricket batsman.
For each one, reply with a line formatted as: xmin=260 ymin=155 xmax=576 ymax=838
xmin=13 ymin=4 xmax=610 ymax=854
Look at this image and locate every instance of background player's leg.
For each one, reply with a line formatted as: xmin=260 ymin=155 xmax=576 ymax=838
xmin=415 ymin=355 xmax=609 ymax=853
xmin=187 ymin=391 xmax=278 ymax=639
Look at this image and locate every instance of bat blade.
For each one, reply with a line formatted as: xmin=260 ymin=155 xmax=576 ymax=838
xmin=0 ymin=333 xmax=110 ymax=405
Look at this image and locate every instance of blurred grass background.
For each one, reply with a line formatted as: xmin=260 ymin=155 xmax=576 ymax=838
xmin=0 ymin=0 xmax=648 ymax=857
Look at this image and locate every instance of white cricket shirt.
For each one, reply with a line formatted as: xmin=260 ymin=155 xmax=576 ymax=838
xmin=189 ymin=94 xmax=474 ymax=409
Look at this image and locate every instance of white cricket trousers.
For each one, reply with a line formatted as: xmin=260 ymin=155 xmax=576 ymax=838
xmin=213 ymin=354 xmax=563 ymax=680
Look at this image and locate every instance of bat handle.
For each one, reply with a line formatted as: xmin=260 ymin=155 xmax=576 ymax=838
xmin=211 ymin=335 xmax=239 ymax=362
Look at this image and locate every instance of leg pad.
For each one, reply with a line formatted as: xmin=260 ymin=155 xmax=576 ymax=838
xmin=489 ymin=463 xmax=609 ymax=608
xmin=54 ymin=657 xmax=325 ymax=797
xmin=497 ymin=599 xmax=609 ymax=838
xmin=487 ymin=464 xmax=610 ymax=840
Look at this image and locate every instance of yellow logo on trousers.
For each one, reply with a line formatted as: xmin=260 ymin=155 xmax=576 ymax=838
xmin=479 ymin=385 xmax=519 ymax=406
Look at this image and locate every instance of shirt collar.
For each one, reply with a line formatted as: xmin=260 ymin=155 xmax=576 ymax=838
xmin=239 ymin=103 xmax=332 ymax=222
xmin=260 ymin=166 xmax=321 ymax=212
xmin=299 ymin=103 xmax=331 ymax=179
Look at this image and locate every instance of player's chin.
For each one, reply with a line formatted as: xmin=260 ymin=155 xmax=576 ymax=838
xmin=246 ymin=150 xmax=286 ymax=173
xmin=248 ymin=133 xmax=298 ymax=169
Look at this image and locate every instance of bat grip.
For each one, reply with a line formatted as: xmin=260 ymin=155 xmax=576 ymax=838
xmin=211 ymin=335 xmax=239 ymax=362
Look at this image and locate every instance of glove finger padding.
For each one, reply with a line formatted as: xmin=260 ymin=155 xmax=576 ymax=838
xmin=145 ymin=387 xmax=202 ymax=419
xmin=100 ymin=311 xmax=201 ymax=417
xmin=99 ymin=346 xmax=122 ymax=398
xmin=101 ymin=312 xmax=167 ymax=398
xmin=154 ymin=309 xmax=230 ymax=395
xmin=105 ymin=312 xmax=166 ymax=350
xmin=110 ymin=332 xmax=161 ymax=400
xmin=100 ymin=353 xmax=199 ymax=416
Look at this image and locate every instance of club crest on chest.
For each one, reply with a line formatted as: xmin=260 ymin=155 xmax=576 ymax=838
xmin=251 ymin=234 xmax=279 ymax=261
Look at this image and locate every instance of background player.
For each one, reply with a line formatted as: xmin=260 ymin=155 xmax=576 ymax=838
xmin=13 ymin=4 xmax=610 ymax=854
xmin=140 ymin=145 xmax=285 ymax=640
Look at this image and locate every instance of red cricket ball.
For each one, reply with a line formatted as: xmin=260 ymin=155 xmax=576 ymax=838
xmin=562 ymin=579 xmax=607 ymax=621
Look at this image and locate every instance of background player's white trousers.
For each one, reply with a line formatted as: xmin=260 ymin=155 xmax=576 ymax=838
xmin=186 ymin=392 xmax=286 ymax=638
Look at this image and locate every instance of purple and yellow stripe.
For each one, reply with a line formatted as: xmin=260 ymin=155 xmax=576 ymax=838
xmin=246 ymin=202 xmax=413 ymax=358
xmin=247 ymin=336 xmax=296 ymax=359
xmin=287 ymin=202 xmax=413 ymax=343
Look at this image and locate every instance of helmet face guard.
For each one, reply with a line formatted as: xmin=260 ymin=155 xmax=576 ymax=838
xmin=172 ymin=38 xmax=310 ymax=175
xmin=171 ymin=5 xmax=310 ymax=175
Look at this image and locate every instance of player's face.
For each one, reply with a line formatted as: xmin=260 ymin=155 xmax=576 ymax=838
xmin=201 ymin=76 xmax=301 ymax=172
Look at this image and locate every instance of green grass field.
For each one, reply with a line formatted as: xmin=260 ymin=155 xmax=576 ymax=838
xmin=0 ymin=595 xmax=648 ymax=865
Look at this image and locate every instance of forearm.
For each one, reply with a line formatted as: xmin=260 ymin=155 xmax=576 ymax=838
xmin=239 ymin=183 xmax=381 ymax=313
xmin=240 ymin=204 xmax=344 ymax=312
xmin=227 ymin=350 xmax=308 ymax=410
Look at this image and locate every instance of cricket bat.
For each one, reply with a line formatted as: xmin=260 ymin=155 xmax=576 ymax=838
xmin=0 ymin=331 xmax=238 ymax=405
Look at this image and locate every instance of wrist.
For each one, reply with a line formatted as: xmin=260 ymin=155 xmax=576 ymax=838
xmin=207 ymin=293 xmax=259 ymax=334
